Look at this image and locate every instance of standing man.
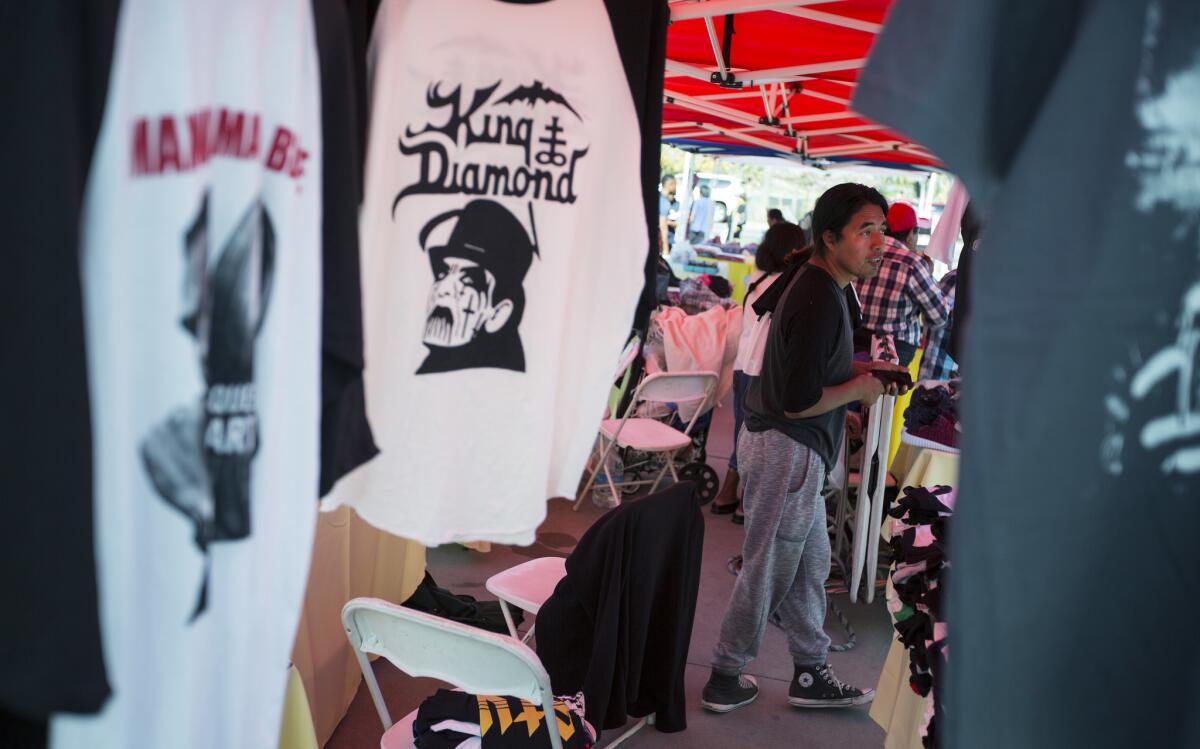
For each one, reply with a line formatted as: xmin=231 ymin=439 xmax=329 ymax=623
xmin=658 ymin=174 xmax=679 ymax=255
xmin=856 ymin=202 xmax=949 ymax=366
xmin=702 ymin=183 xmax=908 ymax=714
xmin=687 ymin=184 xmax=715 ymax=244
xmin=766 ymin=207 xmax=785 ymax=227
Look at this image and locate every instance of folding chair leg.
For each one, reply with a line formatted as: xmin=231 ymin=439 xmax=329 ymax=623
xmin=520 ymin=624 xmax=537 ymax=645
xmin=573 ymin=437 xmax=612 ymax=511
xmin=601 ymin=455 xmax=621 ymax=507
xmin=832 ymin=438 xmax=850 ymax=563
xmin=864 ymin=395 xmax=895 ymax=605
xmin=647 ymin=457 xmax=673 ymax=494
xmin=497 ymin=599 xmax=520 ymax=640
xmin=351 ymin=646 xmax=393 ymax=730
xmin=604 ymin=716 xmax=651 ymax=748
xmin=850 ymin=400 xmax=883 ymax=603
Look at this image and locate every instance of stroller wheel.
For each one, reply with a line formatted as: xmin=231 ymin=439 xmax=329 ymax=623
xmin=679 ymin=463 xmax=719 ymax=505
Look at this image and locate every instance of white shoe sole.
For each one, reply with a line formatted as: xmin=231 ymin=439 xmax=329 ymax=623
xmin=700 ymin=674 xmax=759 ymax=713
xmin=788 ymin=690 xmax=875 ymax=708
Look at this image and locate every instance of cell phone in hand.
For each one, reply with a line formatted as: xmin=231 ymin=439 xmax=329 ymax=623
xmin=871 ymin=368 xmax=913 ymax=388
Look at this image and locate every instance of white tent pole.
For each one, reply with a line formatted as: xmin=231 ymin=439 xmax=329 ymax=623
xmin=736 ymin=58 xmax=867 ymax=86
xmin=778 ymin=111 xmax=857 ymax=125
xmin=773 ymin=6 xmax=883 ymax=33
xmin=777 ymin=83 xmax=796 ymax=137
xmin=704 ymin=16 xmax=731 ymax=82
xmin=664 ymin=57 xmax=866 ymax=88
xmin=918 ymin=172 xmax=935 ymax=217
xmin=794 ymin=122 xmax=884 ymax=138
xmin=693 ymin=123 xmax=806 ymax=162
xmin=668 ymin=0 xmax=841 ymax=22
xmin=665 ymin=89 xmax=783 ymax=131
xmin=698 ymin=87 xmax=844 ymax=102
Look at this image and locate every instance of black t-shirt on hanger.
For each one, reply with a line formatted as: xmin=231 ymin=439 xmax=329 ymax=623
xmin=0 ymin=0 xmax=119 ymax=726
xmin=602 ymin=0 xmax=670 ymax=337
xmin=855 ymin=1 xmax=1200 ymax=747
xmin=313 ymin=0 xmax=380 ymax=496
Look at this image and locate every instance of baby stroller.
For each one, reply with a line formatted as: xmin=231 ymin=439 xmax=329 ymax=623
xmin=572 ymin=366 xmax=721 ymax=510
xmin=574 ymin=302 xmax=737 ymax=508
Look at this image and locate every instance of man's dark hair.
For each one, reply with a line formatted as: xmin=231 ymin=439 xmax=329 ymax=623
xmin=766 ymin=208 xmax=784 ymax=222
xmin=885 ymin=226 xmax=916 ymax=243
xmin=756 ymin=221 xmax=803 ymax=273
xmin=661 ymin=174 xmax=676 ymax=187
xmin=811 ymin=183 xmax=888 ymax=257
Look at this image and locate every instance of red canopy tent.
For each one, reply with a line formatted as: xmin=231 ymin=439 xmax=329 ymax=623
xmin=662 ymin=0 xmax=941 ymax=170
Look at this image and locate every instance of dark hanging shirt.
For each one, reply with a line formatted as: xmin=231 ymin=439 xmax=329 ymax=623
xmin=855 ymin=1 xmax=1200 ymax=747
xmin=0 ymin=0 xmax=118 ymax=722
xmin=535 ymin=483 xmax=703 ymax=738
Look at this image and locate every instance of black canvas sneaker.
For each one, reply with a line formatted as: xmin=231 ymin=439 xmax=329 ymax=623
xmin=700 ymin=670 xmax=759 ymax=713
xmin=788 ymin=663 xmax=875 ymax=708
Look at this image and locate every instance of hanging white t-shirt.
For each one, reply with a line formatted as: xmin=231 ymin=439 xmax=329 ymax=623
xmin=324 ymin=0 xmax=646 ymax=545
xmin=52 ymin=1 xmax=322 ymax=748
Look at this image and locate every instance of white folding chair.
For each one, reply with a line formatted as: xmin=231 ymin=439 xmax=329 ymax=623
xmin=573 ymin=371 xmax=719 ymax=510
xmin=603 ymin=335 xmax=642 ymax=419
xmin=849 ymin=334 xmax=902 ymax=603
xmin=342 ymin=598 xmax=564 ymax=749
xmin=485 ymin=556 xmax=568 ymax=643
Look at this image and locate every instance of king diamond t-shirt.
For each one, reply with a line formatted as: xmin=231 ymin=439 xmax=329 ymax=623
xmin=52 ymin=1 xmax=322 ymax=748
xmin=324 ymin=0 xmax=647 ymax=545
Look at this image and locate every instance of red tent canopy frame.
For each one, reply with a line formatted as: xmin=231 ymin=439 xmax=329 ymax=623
xmin=663 ymin=0 xmax=940 ymax=169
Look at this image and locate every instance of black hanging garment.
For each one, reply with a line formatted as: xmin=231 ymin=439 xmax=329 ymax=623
xmin=602 ymin=0 xmax=669 ymax=335
xmin=312 ymin=0 xmax=379 ymax=497
xmin=0 ymin=0 xmax=119 ymax=733
xmin=855 ymin=1 xmax=1200 ymax=747
xmin=535 ymin=483 xmax=704 ymax=737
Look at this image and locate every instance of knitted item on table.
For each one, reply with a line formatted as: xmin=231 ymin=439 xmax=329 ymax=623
xmin=909 ymin=412 xmax=959 ymax=449
xmin=888 ymin=485 xmax=954 ymax=524
xmin=902 ymin=383 xmax=956 ymax=430
xmin=888 ymin=485 xmax=956 ymax=747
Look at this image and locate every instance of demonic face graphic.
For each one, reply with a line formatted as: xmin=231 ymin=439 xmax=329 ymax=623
xmin=423 ymin=254 xmax=513 ymax=348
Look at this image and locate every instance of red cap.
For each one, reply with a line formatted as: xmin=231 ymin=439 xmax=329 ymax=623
xmin=887 ymin=202 xmax=918 ymax=234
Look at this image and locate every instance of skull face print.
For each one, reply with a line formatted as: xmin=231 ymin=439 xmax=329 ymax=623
xmin=415 ymin=199 xmax=537 ymax=374
xmin=423 ymin=254 xmax=513 ymax=347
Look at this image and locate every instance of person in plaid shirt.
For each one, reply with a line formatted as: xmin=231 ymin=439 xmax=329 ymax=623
xmin=855 ymin=203 xmax=949 ymax=365
xmin=919 ymin=269 xmax=959 ymax=380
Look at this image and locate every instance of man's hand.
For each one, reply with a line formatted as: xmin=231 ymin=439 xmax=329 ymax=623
xmin=855 ymin=359 xmax=912 ymax=396
xmin=854 ymin=373 xmax=886 ymax=405
xmin=869 ymin=359 xmax=908 ymax=374
xmin=853 ymin=358 xmax=906 ymax=375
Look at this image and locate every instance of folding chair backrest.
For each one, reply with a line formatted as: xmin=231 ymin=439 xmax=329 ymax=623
xmin=342 ymin=598 xmax=563 ymax=749
xmin=613 ymin=334 xmax=641 ymax=382
xmin=633 ymin=371 xmax=719 ymax=407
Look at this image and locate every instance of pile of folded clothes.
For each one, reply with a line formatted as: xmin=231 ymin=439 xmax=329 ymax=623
xmin=902 ymin=381 xmax=960 ymax=449
xmin=413 ymin=689 xmax=595 ymax=749
xmin=887 ymin=485 xmax=955 ymax=749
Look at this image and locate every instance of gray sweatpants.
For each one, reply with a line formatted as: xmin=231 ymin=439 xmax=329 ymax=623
xmin=712 ymin=427 xmax=831 ymax=673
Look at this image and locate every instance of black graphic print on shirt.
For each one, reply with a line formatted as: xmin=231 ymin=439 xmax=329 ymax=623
xmin=416 ymin=199 xmax=537 ymax=373
xmin=140 ymin=190 xmax=275 ymax=619
xmin=392 ymin=80 xmax=588 ymax=374
xmin=1100 ymin=36 xmax=1200 ymax=481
